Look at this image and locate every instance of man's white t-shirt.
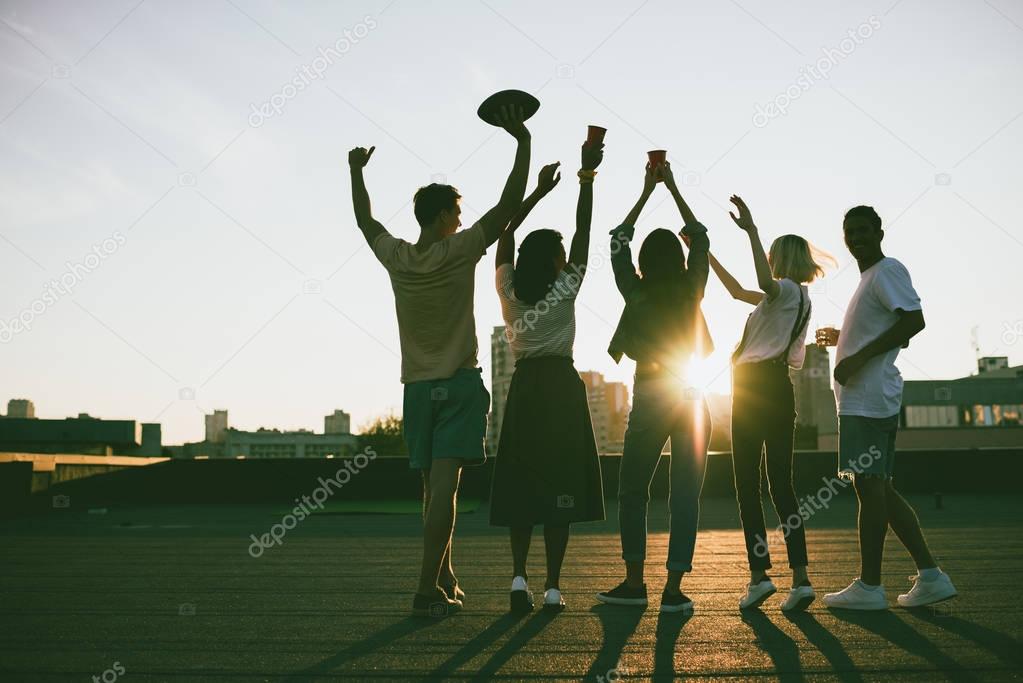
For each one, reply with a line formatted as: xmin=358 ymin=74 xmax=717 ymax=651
xmin=734 ymin=279 xmax=811 ymax=369
xmin=835 ymin=257 xmax=922 ymax=418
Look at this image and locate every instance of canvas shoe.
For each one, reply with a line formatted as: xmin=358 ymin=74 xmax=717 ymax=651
xmin=596 ymin=580 xmax=648 ymax=607
xmin=823 ymin=579 xmax=888 ymax=610
xmin=780 ymin=583 xmax=816 ymax=612
xmin=510 ymin=575 xmax=534 ymax=614
xmin=897 ymin=570 xmax=957 ymax=607
xmin=739 ymin=577 xmax=777 ymax=610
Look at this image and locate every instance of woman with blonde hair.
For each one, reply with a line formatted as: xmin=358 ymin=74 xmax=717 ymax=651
xmin=708 ymin=195 xmax=833 ymax=612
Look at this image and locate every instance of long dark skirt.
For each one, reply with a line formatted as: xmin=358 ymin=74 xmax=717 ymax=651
xmin=489 ymin=356 xmax=605 ymax=527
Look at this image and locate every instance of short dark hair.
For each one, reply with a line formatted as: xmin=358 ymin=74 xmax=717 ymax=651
xmin=844 ymin=205 xmax=882 ymax=230
xmin=413 ymin=184 xmax=461 ymax=228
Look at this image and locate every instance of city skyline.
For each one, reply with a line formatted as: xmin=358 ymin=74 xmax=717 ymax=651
xmin=2 ymin=1 xmax=1022 ymax=444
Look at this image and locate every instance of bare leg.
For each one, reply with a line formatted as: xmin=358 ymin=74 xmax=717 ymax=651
xmin=510 ymin=525 xmax=532 ymax=580
xmin=853 ymin=476 xmax=888 ymax=586
xmin=423 ymin=474 xmax=457 ymax=586
xmin=543 ymin=524 xmax=569 ymax=590
xmin=884 ymin=480 xmax=936 ymax=570
xmin=417 ymin=460 xmax=462 ymax=595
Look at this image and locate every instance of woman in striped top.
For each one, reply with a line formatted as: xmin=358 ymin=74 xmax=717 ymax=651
xmin=489 ymin=141 xmax=605 ymax=614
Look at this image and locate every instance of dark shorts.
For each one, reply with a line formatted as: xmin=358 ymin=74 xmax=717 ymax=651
xmin=838 ymin=414 xmax=899 ymax=480
xmin=403 ymin=367 xmax=490 ymax=470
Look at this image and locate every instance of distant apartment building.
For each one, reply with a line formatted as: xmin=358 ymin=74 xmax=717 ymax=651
xmin=790 ymin=343 xmax=839 ymax=449
xmin=176 ymin=409 xmax=357 ymax=458
xmin=486 ymin=326 xmax=516 ymax=455
xmin=578 ymin=372 xmax=630 ymax=455
xmin=223 ymin=428 xmax=358 ymax=458
xmin=205 ymin=410 xmax=228 ymax=443
xmin=0 ymin=403 xmax=161 ymax=456
xmin=897 ymin=357 xmax=1022 ymax=449
xmin=324 ymin=409 xmax=351 ymax=435
xmin=6 ymin=399 xmax=35 ymax=418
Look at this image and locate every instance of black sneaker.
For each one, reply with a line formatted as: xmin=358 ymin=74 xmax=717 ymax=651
xmin=596 ymin=580 xmax=648 ymax=607
xmin=660 ymin=589 xmax=694 ymax=613
xmin=412 ymin=588 xmax=462 ymax=618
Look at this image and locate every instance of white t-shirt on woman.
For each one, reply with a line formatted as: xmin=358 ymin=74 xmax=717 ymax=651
xmin=495 ymin=263 xmax=582 ymax=361
xmin=733 ymin=279 xmax=811 ymax=369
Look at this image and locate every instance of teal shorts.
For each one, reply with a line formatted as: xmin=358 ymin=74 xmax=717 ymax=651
xmin=403 ymin=367 xmax=490 ymax=470
xmin=838 ymin=414 xmax=899 ymax=480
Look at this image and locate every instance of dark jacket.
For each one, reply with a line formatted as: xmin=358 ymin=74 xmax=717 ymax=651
xmin=607 ymin=222 xmax=713 ymax=366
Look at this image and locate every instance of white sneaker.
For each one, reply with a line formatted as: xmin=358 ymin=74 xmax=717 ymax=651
xmin=739 ymin=578 xmax=777 ymax=610
xmin=823 ymin=579 xmax=888 ymax=610
xmin=897 ymin=570 xmax=957 ymax=607
xmin=780 ymin=584 xmax=816 ymax=612
xmin=510 ymin=576 xmax=534 ymax=614
xmin=543 ymin=588 xmax=566 ymax=612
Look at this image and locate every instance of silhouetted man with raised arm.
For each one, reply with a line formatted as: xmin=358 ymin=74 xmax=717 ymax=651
xmin=819 ymin=205 xmax=957 ymax=610
xmin=348 ymin=107 xmax=530 ymax=616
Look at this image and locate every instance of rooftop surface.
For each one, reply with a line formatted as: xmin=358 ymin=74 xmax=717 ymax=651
xmin=1 ymin=495 xmax=1021 ymax=681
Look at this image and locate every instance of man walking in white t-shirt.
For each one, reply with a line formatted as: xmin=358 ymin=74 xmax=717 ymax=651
xmin=816 ymin=205 xmax=957 ymax=610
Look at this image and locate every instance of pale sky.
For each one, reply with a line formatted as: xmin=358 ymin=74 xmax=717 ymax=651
xmin=1 ymin=0 xmax=1021 ymax=445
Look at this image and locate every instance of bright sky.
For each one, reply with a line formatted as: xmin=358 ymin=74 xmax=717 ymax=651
xmin=1 ymin=0 xmax=1021 ymax=445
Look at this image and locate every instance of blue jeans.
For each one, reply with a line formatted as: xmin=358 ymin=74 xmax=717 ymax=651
xmin=618 ymin=377 xmax=711 ymax=572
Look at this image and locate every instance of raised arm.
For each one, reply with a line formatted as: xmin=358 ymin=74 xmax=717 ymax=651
xmin=610 ymin=164 xmax=658 ymax=297
xmin=707 ymin=249 xmax=764 ymax=305
xmin=495 ymin=162 xmax=561 ymax=268
xmin=348 ymin=146 xmax=387 ymax=246
xmin=729 ymin=195 xmax=780 ymax=300
xmin=476 ymin=107 xmax=532 ymax=247
xmin=660 ymin=163 xmax=711 ymax=301
xmin=660 ymin=161 xmax=698 ymax=227
xmin=567 ymin=141 xmax=604 ymax=270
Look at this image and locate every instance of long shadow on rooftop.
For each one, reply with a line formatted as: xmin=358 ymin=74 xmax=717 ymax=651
xmin=829 ymin=608 xmax=981 ymax=682
xmin=584 ymin=603 xmax=645 ymax=682
xmin=902 ymin=605 xmax=1023 ymax=670
xmin=652 ymin=610 xmax=692 ymax=682
xmin=287 ymin=616 xmax=438 ymax=682
xmin=425 ymin=612 xmax=525 ymax=681
xmin=470 ymin=609 xmax=559 ymax=682
xmin=741 ymin=609 xmax=804 ymax=683
xmin=783 ymin=611 xmax=862 ymax=683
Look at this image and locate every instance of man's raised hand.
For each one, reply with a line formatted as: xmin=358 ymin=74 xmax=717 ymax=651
xmin=728 ymin=195 xmax=757 ymax=232
xmin=348 ymin=146 xmax=375 ymax=169
xmin=496 ymin=105 xmax=530 ymax=141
